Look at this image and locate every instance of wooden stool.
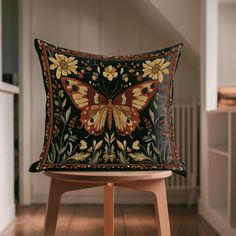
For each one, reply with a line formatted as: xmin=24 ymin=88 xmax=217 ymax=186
xmin=43 ymin=170 xmax=172 ymax=236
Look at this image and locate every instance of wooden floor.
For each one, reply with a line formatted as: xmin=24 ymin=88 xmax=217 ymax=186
xmin=1 ymin=204 xmax=219 ymax=236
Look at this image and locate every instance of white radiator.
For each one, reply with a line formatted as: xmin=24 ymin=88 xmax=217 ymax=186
xmin=166 ymin=102 xmax=200 ymax=205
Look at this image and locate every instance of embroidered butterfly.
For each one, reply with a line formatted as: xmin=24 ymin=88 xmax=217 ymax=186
xmin=61 ymin=77 xmax=158 ymax=136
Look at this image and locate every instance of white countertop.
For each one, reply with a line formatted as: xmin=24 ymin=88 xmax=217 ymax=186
xmin=0 ymin=81 xmax=19 ymax=94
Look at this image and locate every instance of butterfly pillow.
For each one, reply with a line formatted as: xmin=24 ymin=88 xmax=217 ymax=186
xmin=29 ymin=39 xmax=186 ymax=176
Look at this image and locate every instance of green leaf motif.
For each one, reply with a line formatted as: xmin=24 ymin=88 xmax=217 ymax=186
xmin=67 ymin=152 xmax=90 ymax=162
xmin=149 ymin=109 xmax=155 ymax=124
xmin=51 ymin=143 xmax=56 ymax=163
xmin=128 ymin=153 xmax=152 ymax=162
xmin=152 ymin=142 xmax=160 ymax=155
xmin=164 ymin=143 xmax=169 ymax=163
xmin=143 ymin=136 xmax=152 ymax=142
xmin=116 ymin=140 xmax=124 ymax=151
xmin=68 ymin=142 xmax=73 ymax=155
xmin=62 ymin=98 xmax=67 ymax=107
xmin=91 ymin=150 xmax=102 ymax=164
xmin=59 ymin=142 xmax=68 ymax=155
xmin=64 ymin=134 xmax=69 ymax=141
xmin=68 ymin=135 xmax=77 ymax=142
xmin=66 ymin=107 xmax=71 ymax=123
xmin=110 ymin=133 xmax=115 ymax=143
xmin=153 ymin=101 xmax=158 ymax=110
xmin=54 ymin=113 xmax=66 ymax=125
xmin=95 ymin=140 xmax=103 ymax=150
xmin=151 ymin=134 xmax=156 ymax=142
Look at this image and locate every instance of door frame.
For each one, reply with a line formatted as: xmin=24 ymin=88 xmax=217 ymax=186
xmin=19 ymin=0 xmax=32 ymax=205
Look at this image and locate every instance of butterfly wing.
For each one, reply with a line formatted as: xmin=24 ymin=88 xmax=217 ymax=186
xmin=61 ymin=77 xmax=108 ymax=135
xmin=61 ymin=77 xmax=107 ymax=109
xmin=112 ymin=105 xmax=140 ymax=136
xmin=81 ymin=105 xmax=108 ymax=135
xmin=112 ymin=81 xmax=158 ymax=135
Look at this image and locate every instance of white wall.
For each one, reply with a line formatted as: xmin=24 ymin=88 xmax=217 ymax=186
xmin=129 ymin=0 xmax=200 ymax=104
xmin=218 ymin=3 xmax=236 ymax=86
xmin=149 ymin=0 xmax=200 ymax=55
xmin=28 ymin=0 xmax=200 ymax=204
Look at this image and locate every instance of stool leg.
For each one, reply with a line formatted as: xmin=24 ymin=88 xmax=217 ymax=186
xmin=104 ymin=183 xmax=114 ymax=236
xmin=43 ymin=178 xmax=63 ymax=236
xmin=43 ymin=178 xmax=104 ymax=236
xmin=152 ymin=179 xmax=171 ymax=236
xmin=116 ymin=178 xmax=171 ymax=236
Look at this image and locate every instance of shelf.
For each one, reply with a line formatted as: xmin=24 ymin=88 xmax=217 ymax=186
xmin=208 ymin=146 xmax=228 ymax=156
xmin=208 ymin=152 xmax=228 ymax=223
xmin=207 ymin=108 xmax=236 ymax=114
xmin=208 ymin=112 xmax=228 ymax=152
xmin=230 ymin=113 xmax=236 ymax=228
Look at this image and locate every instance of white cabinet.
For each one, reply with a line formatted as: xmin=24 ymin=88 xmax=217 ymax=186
xmin=0 ymin=91 xmax=15 ymax=233
xmin=204 ymin=110 xmax=236 ymax=235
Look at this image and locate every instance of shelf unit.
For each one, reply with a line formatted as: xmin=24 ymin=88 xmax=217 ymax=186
xmin=206 ymin=110 xmax=236 ymax=235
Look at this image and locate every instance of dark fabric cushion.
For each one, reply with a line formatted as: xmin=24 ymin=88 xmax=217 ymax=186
xmin=29 ymin=39 xmax=186 ymax=176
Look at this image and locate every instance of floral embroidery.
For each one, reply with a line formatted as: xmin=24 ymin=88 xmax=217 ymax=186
xmin=103 ymin=65 xmax=118 ymax=81
xmin=142 ymin=58 xmax=170 ymax=82
xmin=59 ymin=90 xmax=64 ymax=98
xmin=103 ymin=133 xmax=116 ymax=163
xmin=79 ymin=140 xmax=87 ymax=150
xmin=122 ymin=74 xmax=129 ymax=82
xmin=92 ymin=72 xmax=98 ymax=81
xmin=49 ymin=53 xmax=78 ymax=79
xmin=29 ymin=39 xmax=186 ymax=176
xmin=128 ymin=152 xmax=152 ymax=162
xmin=132 ymin=140 xmax=140 ymax=150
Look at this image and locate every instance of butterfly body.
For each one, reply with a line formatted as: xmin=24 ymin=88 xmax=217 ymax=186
xmin=61 ymin=77 xmax=158 ymax=136
xmin=107 ymin=100 xmax=113 ymax=130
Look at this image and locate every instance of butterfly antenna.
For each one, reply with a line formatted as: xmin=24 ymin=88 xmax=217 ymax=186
xmin=110 ymin=78 xmax=120 ymax=98
xmin=111 ymin=76 xmax=122 ymax=99
xmin=102 ymin=79 xmax=111 ymax=98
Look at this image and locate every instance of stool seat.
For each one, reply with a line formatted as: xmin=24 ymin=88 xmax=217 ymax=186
xmin=43 ymin=170 xmax=172 ymax=236
xmin=44 ymin=170 xmax=172 ymax=183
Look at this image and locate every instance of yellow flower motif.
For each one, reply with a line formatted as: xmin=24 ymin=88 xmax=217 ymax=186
xmin=92 ymin=72 xmax=98 ymax=81
xmin=132 ymin=140 xmax=140 ymax=150
xmin=142 ymin=58 xmax=170 ymax=82
xmin=79 ymin=140 xmax=87 ymax=150
xmin=49 ymin=53 xmax=78 ymax=79
xmin=103 ymin=65 xmax=118 ymax=81
xmin=122 ymin=74 xmax=129 ymax=82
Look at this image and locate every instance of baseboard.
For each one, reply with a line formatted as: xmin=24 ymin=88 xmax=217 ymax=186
xmin=0 ymin=203 xmax=15 ymax=233
xmin=32 ymin=189 xmax=198 ymax=205
xmin=199 ymin=199 xmax=236 ymax=236
xmin=167 ymin=189 xmax=199 ymax=204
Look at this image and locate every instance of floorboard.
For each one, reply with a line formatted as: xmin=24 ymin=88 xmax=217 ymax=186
xmin=0 ymin=204 xmax=220 ymax=236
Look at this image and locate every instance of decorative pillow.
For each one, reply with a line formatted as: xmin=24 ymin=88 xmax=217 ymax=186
xmin=29 ymin=39 xmax=186 ymax=176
